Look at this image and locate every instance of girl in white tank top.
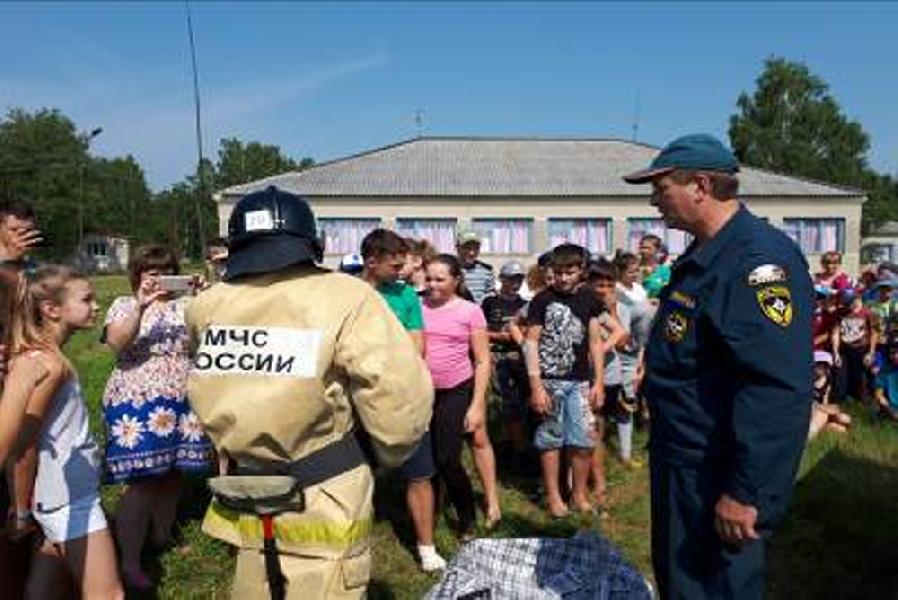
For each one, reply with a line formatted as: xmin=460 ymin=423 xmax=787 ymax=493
xmin=0 ymin=266 xmax=123 ymax=599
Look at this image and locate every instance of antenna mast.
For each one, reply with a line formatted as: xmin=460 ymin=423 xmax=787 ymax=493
xmin=414 ymin=108 xmax=425 ymax=138
xmin=631 ymin=91 xmax=641 ymax=142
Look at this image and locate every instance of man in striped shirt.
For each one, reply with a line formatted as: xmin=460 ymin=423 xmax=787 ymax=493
xmin=456 ymin=228 xmax=496 ymax=305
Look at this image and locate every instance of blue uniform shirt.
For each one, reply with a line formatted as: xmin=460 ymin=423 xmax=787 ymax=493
xmin=644 ymin=205 xmax=813 ymax=525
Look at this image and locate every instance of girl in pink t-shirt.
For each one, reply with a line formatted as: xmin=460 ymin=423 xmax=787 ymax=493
xmin=422 ymin=254 xmax=499 ymax=534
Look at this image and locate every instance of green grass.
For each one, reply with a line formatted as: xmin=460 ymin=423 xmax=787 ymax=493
xmin=68 ymin=275 xmax=898 ymax=598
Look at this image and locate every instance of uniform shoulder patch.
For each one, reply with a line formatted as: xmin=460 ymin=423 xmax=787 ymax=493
xmin=747 ymin=264 xmax=788 ymax=287
xmin=664 ymin=311 xmax=690 ymax=342
xmin=747 ymin=264 xmax=789 ymax=287
xmin=756 ymin=285 xmax=792 ymax=327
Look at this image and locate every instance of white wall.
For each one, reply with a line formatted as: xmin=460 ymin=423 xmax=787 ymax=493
xmin=217 ymin=194 xmax=863 ymax=274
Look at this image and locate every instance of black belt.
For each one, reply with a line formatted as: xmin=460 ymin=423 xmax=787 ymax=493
xmin=235 ymin=433 xmax=367 ymax=488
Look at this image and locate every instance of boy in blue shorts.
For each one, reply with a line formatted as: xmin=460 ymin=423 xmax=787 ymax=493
xmin=524 ymin=244 xmax=607 ymax=517
xmin=360 ymin=228 xmax=445 ymax=572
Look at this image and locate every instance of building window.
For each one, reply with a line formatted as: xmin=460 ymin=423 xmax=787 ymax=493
xmin=87 ymin=242 xmax=107 ymax=256
xmin=628 ymin=218 xmax=692 ymax=254
xmin=862 ymin=243 xmax=894 ymax=264
xmin=471 ymin=219 xmax=532 ymax=254
xmin=319 ymin=218 xmax=381 ymax=255
xmin=547 ymin=219 xmax=611 ymax=254
xmin=782 ymin=218 xmax=845 ymax=253
xmin=396 ymin=218 xmax=457 ymax=253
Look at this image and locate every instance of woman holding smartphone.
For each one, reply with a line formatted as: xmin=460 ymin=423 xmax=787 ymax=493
xmin=102 ymin=244 xmax=212 ymax=590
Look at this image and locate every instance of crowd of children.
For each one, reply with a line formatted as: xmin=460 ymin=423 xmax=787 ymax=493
xmin=810 ymin=251 xmax=898 ymax=437
xmin=343 ymin=229 xmax=668 ymax=531
xmin=5 ymin=191 xmax=898 ymax=594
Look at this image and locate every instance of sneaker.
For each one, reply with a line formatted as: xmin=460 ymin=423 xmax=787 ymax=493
xmin=420 ymin=550 xmax=448 ymax=573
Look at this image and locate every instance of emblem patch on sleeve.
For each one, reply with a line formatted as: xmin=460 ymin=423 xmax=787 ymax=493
xmin=756 ymin=285 xmax=792 ymax=327
xmin=664 ymin=311 xmax=689 ymax=343
xmin=747 ymin=264 xmax=788 ymax=287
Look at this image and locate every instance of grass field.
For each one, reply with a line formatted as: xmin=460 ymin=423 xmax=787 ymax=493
xmin=67 ymin=275 xmax=898 ymax=599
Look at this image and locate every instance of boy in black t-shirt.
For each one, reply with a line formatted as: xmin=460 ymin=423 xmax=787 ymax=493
xmin=524 ymin=244 xmax=607 ymax=517
xmin=482 ymin=261 xmax=529 ymax=463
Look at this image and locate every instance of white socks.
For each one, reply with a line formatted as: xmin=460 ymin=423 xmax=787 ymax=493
xmin=418 ymin=544 xmax=447 ymax=572
xmin=618 ymin=421 xmax=633 ymax=461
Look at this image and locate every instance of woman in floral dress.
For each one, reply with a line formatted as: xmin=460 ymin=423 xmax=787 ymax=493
xmin=102 ymin=244 xmax=213 ymax=589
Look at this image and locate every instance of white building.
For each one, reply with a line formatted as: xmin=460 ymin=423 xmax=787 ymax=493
xmin=215 ymin=137 xmax=865 ymax=273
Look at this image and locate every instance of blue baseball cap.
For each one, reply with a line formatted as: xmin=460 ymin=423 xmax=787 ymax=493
xmin=623 ymin=134 xmax=740 ymax=184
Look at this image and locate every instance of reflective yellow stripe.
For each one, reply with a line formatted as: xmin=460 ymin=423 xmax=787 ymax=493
xmin=204 ymin=504 xmax=372 ymax=548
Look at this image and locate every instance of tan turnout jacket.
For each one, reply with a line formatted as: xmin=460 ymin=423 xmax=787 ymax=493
xmin=186 ymin=265 xmax=432 ymax=565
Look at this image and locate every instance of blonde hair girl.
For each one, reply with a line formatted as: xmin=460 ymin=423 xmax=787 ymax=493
xmin=0 ymin=265 xmax=123 ymax=599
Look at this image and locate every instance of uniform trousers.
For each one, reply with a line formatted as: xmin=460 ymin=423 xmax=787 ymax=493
xmin=650 ymin=458 xmax=766 ymax=600
xmin=231 ymin=546 xmax=369 ymax=599
xmin=431 ymin=379 xmax=476 ymax=532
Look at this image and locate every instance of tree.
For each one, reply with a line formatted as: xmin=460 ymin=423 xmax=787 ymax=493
xmin=0 ymin=108 xmax=318 ymax=260
xmin=0 ymin=108 xmax=93 ymax=257
xmin=90 ymin=155 xmax=154 ymax=242
xmin=214 ymin=137 xmax=313 ymax=190
xmin=729 ymin=57 xmax=870 ymax=185
xmin=0 ymin=108 xmax=157 ymax=258
xmin=729 ymin=57 xmax=897 ymax=231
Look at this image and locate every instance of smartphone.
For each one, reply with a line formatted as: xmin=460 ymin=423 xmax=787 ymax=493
xmin=158 ymin=275 xmax=195 ymax=293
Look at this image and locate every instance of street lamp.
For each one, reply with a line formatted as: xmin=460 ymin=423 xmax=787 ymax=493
xmin=78 ymin=127 xmax=103 ymax=252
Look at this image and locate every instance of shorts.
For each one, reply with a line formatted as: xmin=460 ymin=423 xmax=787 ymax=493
xmin=33 ymin=495 xmax=108 ymax=543
xmin=398 ymin=431 xmax=436 ymax=480
xmin=534 ymin=380 xmax=597 ymax=451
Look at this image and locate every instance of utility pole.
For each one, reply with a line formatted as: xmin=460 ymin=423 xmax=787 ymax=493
xmin=186 ymin=0 xmax=207 ymax=260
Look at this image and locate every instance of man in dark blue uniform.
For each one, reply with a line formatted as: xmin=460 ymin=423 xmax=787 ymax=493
xmin=623 ymin=134 xmax=813 ymax=599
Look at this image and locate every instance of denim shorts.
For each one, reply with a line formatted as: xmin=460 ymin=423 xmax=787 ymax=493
xmin=534 ymin=379 xmax=597 ymax=450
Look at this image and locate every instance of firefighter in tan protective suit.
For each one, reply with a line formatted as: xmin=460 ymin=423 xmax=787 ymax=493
xmin=186 ymin=186 xmax=433 ymax=599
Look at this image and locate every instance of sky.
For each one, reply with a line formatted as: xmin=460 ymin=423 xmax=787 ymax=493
xmin=1 ymin=1 xmax=896 ymax=191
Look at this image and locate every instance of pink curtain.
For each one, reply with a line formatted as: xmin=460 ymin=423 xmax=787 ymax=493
xmin=319 ymin=219 xmax=380 ymax=255
xmin=548 ymin=219 xmax=610 ymax=253
xmin=783 ymin=219 xmax=843 ymax=252
xmin=396 ymin=219 xmax=457 ymax=253
xmin=628 ymin=218 xmax=691 ymax=254
xmin=472 ymin=220 xmax=531 ymax=254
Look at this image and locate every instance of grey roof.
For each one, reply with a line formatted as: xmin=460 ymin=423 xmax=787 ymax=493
xmin=219 ymin=137 xmax=864 ymax=200
xmin=871 ymin=221 xmax=898 ymax=236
